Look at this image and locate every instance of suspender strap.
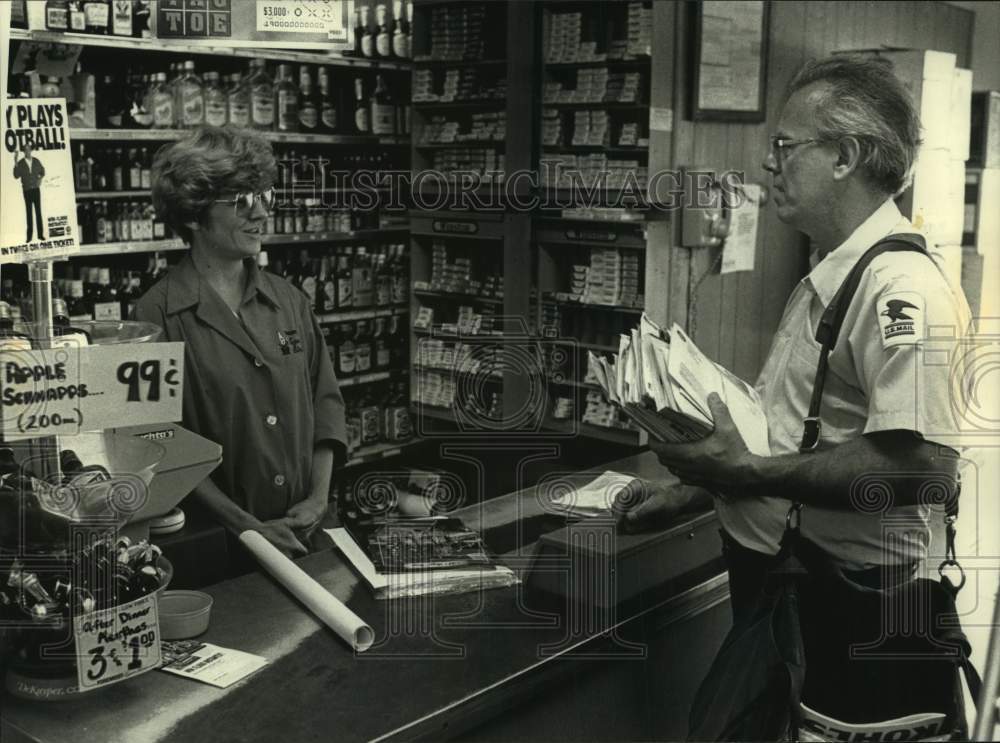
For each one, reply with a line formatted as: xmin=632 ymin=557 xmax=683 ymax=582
xmin=798 ymin=233 xmax=928 ymax=453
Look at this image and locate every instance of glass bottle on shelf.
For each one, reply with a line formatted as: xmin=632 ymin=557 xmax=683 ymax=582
xmin=375 ymin=248 xmax=392 ymax=306
xmin=82 ymin=0 xmax=109 ymax=35
xmin=111 ymin=147 xmax=125 ymax=190
xmin=128 ymin=72 xmax=153 ymax=128
xmin=352 ymin=246 xmax=374 ymax=308
xmin=67 ymin=280 xmax=91 ymax=323
xmin=203 ymin=71 xmax=228 ymax=127
xmin=98 ymin=74 xmax=125 ymax=127
xmin=319 ymin=256 xmax=337 ymax=313
xmin=373 ymin=316 xmax=390 ymax=370
xmin=45 ymin=1 xmax=70 ymax=31
xmin=139 ymin=147 xmax=152 ymax=189
xmin=179 ymin=60 xmax=205 ymax=129
xmin=392 ymin=0 xmax=410 ymax=59
xmin=51 ymin=298 xmax=92 ymax=347
xmin=359 ymin=387 xmax=380 ymax=445
xmin=317 ymin=67 xmax=338 ymax=133
xmin=274 ymin=64 xmax=299 ymax=133
xmin=336 ymin=249 xmax=354 ymax=309
xmin=375 ymin=4 xmax=392 ymax=58
xmin=353 ymin=78 xmax=370 ymax=134
xmin=69 ymin=0 xmax=86 ymax=32
xmin=349 ymin=7 xmax=364 ymax=57
xmin=94 ymin=201 xmax=110 ymax=243
xmin=247 ymin=59 xmax=275 ymax=131
xmin=149 ymin=72 xmax=175 ymax=130
xmin=110 ymin=0 xmax=132 ymax=36
xmin=133 ymin=0 xmax=152 ymax=37
xmin=0 ymin=302 xmax=32 ymax=352
xmin=93 ymin=268 xmax=121 ymax=321
xmin=297 ymin=66 xmax=319 ymax=133
xmin=354 ymin=320 xmax=373 ymax=374
xmin=359 ymin=6 xmax=375 ymax=58
xmin=227 ymin=72 xmax=250 ymax=128
xmin=74 ymin=143 xmax=93 ymax=191
xmin=370 ymin=75 xmax=396 ymax=136
xmin=336 ymin=322 xmax=356 ymax=378
xmin=128 ymin=148 xmax=141 ymax=191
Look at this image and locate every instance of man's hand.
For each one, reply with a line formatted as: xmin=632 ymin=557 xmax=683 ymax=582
xmin=285 ymin=493 xmax=329 ymax=535
xmin=651 ymin=393 xmax=757 ymax=495
xmin=614 ymin=479 xmax=712 ymax=534
xmin=256 ymin=519 xmax=309 ymax=558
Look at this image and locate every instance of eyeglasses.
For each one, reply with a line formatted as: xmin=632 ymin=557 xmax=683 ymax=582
xmin=214 ymin=188 xmax=276 ymax=214
xmin=768 ymin=136 xmax=824 ymax=164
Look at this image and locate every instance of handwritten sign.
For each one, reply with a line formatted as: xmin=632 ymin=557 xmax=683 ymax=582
xmin=74 ymin=594 xmax=162 ymax=692
xmin=0 ymin=342 xmax=184 ymax=440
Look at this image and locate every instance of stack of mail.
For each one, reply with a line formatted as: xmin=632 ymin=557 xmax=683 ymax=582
xmin=587 ymin=314 xmax=771 ymax=455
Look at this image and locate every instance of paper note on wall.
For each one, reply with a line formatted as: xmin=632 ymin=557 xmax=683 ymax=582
xmin=721 ymin=183 xmax=761 ymax=274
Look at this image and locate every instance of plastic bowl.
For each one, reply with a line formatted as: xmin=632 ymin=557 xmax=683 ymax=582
xmin=13 ymin=319 xmax=162 ymax=345
xmin=158 ymin=590 xmax=213 ymax=640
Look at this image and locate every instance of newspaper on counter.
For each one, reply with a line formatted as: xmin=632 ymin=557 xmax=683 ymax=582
xmin=587 ymin=314 xmax=771 ymax=455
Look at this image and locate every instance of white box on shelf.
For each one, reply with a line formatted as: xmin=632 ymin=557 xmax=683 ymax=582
xmin=950 ymin=68 xmax=973 ymax=163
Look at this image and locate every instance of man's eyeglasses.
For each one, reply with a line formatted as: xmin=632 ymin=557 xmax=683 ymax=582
xmin=214 ymin=188 xmax=276 ymax=214
xmin=768 ymin=136 xmax=824 ymax=164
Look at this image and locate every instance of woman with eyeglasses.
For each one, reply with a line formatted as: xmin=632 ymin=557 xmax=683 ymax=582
xmin=134 ymin=125 xmax=347 ymax=568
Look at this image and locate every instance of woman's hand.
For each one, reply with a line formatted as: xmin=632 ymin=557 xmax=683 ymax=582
xmin=285 ymin=493 xmax=329 ymax=536
xmin=256 ymin=519 xmax=309 ymax=558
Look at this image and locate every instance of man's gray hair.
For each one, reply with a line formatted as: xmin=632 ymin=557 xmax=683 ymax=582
xmin=787 ymin=55 xmax=922 ymax=196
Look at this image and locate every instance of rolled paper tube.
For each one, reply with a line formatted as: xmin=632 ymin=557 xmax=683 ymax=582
xmin=238 ymin=530 xmax=374 ymax=652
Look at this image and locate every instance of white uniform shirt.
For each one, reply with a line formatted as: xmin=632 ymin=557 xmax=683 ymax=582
xmin=716 ymin=199 xmax=972 ymax=569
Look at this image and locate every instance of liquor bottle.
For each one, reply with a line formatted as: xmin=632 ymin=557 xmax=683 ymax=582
xmin=127 ymin=72 xmax=153 ymax=128
xmin=353 ymin=78 xmax=370 ymax=134
xmin=0 ymin=302 xmax=32 ymax=352
xmin=359 ymin=387 xmax=380 ymax=445
xmin=375 ymin=4 xmax=392 ymax=58
xmin=67 ymin=280 xmax=91 ymax=323
xmin=336 ymin=249 xmax=354 ymax=309
xmin=45 ymin=0 xmax=70 ymax=31
xmin=133 ymin=0 xmax=152 ymax=37
xmin=359 ymin=6 xmax=375 ymax=58
xmin=297 ymin=67 xmax=319 ymax=133
xmin=179 ymin=60 xmax=205 ymax=129
xmin=349 ymin=7 xmax=364 ymax=57
xmin=370 ymin=75 xmax=396 ymax=136
xmin=372 ymin=316 xmax=390 ymax=370
xmin=227 ymin=72 xmax=250 ymax=128
xmin=298 ymin=250 xmax=317 ymax=306
xmin=352 ymin=246 xmax=374 ymax=307
xmin=83 ymin=0 xmax=109 ymax=34
xmin=69 ymin=0 xmax=86 ymax=31
xmin=128 ymin=149 xmax=141 ymax=191
xmin=149 ymin=72 xmax=175 ymax=129
xmin=110 ymin=0 xmax=132 ymax=36
xmin=74 ymin=143 xmax=93 ymax=191
xmin=51 ymin=298 xmax=92 ymax=347
xmin=353 ymin=320 xmax=373 ymax=374
xmin=167 ymin=62 xmax=183 ymax=126
xmin=392 ymin=0 xmax=410 ymax=59
xmin=93 ymin=268 xmax=121 ymax=321
xmin=202 ymin=71 xmax=228 ymax=127
xmin=318 ymin=256 xmax=337 ymax=313
xmin=248 ymin=59 xmax=275 ymax=131
xmin=111 ymin=147 xmax=125 ymax=190
xmin=391 ymin=243 xmax=407 ymax=304
xmin=98 ymin=74 xmax=125 ymax=127
xmin=317 ymin=67 xmax=338 ymax=133
xmin=336 ymin=322 xmax=356 ymax=378
xmin=274 ymin=64 xmax=299 ymax=133
xmin=139 ymin=147 xmax=152 ymax=189
xmin=375 ymin=248 xmax=392 ymax=306
xmin=120 ymin=274 xmax=143 ymax=319
xmin=77 ymin=202 xmax=94 ymax=243
xmin=388 ymin=313 xmax=405 ymax=368
xmin=151 ymin=203 xmax=167 ymax=240
xmin=95 ymin=201 xmax=110 ymax=243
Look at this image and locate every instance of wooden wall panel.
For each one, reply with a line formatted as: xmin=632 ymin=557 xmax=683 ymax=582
xmin=663 ymin=0 xmax=974 ymax=384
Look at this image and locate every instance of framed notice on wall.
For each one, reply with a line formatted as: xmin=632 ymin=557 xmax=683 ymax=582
xmin=693 ymin=0 xmax=769 ymax=121
xmin=157 ymin=0 xmax=354 ymax=51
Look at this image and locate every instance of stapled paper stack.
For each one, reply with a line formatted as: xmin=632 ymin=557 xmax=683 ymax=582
xmin=587 ymin=314 xmax=771 ymax=455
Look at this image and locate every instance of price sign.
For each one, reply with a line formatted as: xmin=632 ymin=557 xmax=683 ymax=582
xmin=73 ymin=594 xmax=162 ymax=692
xmin=0 ymin=342 xmax=184 ymax=440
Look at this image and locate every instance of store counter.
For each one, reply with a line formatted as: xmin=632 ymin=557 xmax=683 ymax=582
xmin=0 ymin=452 xmax=731 ymax=742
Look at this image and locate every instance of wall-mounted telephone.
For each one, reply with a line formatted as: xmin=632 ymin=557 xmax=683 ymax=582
xmin=680 ymin=171 xmax=731 ymax=248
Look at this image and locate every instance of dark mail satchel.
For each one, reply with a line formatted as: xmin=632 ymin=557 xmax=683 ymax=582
xmin=687 ymin=234 xmax=982 ymax=741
